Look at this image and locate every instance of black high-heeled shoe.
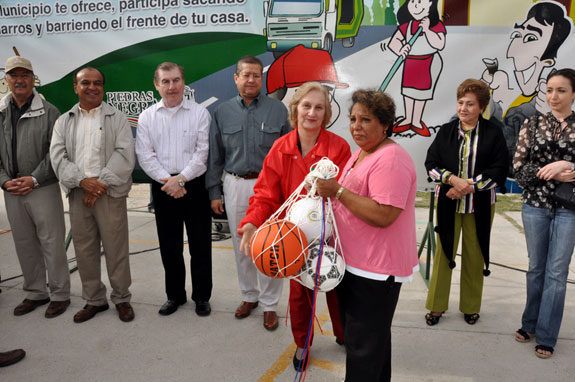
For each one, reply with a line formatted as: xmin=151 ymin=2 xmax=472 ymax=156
xmin=293 ymin=349 xmax=309 ymax=372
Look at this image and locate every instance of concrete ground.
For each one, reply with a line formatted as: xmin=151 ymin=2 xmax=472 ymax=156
xmin=0 ymin=185 xmax=574 ymax=382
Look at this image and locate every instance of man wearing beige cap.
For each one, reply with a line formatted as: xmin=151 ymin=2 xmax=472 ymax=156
xmin=0 ymin=56 xmax=71 ymax=318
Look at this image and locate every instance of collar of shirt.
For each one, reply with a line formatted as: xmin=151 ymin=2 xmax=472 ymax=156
xmin=236 ymin=93 xmax=262 ymax=108
xmin=457 ymin=120 xmax=479 ymax=139
xmin=281 ymin=128 xmax=328 ymax=157
xmin=547 ymin=111 xmax=575 ymax=124
xmin=79 ymin=103 xmax=103 ymax=117
xmin=156 ymin=98 xmax=188 ymax=112
xmin=10 ymin=93 xmax=33 ymax=113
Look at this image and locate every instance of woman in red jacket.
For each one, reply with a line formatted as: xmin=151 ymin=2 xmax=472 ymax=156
xmin=238 ymin=81 xmax=350 ymax=372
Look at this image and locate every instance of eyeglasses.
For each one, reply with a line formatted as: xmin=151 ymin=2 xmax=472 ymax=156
xmin=237 ymin=73 xmax=262 ymax=80
xmin=7 ymin=72 xmax=33 ymax=79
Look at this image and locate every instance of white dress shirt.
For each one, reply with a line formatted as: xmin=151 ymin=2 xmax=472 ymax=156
xmin=75 ymin=105 xmax=102 ymax=178
xmin=135 ymin=98 xmax=211 ymax=183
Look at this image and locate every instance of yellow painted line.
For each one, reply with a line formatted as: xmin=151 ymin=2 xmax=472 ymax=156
xmin=213 ymin=245 xmax=234 ymax=250
xmin=258 ymin=343 xmax=297 ymax=382
xmin=309 ymin=357 xmax=345 ymax=374
xmin=258 ymin=306 xmax=344 ymax=381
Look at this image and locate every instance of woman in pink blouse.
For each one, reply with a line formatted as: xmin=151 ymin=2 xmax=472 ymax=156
xmin=317 ymin=89 xmax=418 ymax=382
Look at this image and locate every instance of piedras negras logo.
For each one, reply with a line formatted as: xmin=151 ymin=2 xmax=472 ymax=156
xmin=106 ymin=86 xmax=196 ymax=128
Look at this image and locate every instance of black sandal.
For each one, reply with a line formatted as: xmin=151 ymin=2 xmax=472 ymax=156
xmin=425 ymin=312 xmax=443 ymax=326
xmin=464 ymin=313 xmax=479 ymax=325
xmin=515 ymin=329 xmax=533 ymax=343
xmin=535 ymin=344 xmax=554 ymax=359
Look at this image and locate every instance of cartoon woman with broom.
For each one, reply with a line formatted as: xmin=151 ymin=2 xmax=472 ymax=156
xmin=386 ymin=0 xmax=446 ymax=137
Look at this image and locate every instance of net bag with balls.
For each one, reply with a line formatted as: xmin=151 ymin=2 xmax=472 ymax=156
xmin=250 ymin=157 xmax=345 ymax=290
xmin=250 ymin=219 xmax=308 ymax=278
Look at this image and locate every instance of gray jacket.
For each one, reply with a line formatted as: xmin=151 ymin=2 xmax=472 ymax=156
xmin=50 ymin=101 xmax=135 ymax=197
xmin=0 ymin=89 xmax=60 ymax=188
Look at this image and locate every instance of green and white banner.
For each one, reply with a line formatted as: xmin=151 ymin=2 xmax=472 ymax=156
xmin=2 ymin=0 xmax=575 ymax=189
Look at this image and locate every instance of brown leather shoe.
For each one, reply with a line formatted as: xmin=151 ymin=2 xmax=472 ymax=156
xmin=0 ymin=349 xmax=26 ymax=367
xmin=45 ymin=299 xmax=71 ymax=318
xmin=264 ymin=311 xmax=279 ymax=331
xmin=116 ymin=302 xmax=135 ymax=322
xmin=235 ymin=301 xmax=258 ymax=319
xmin=73 ymin=304 xmax=109 ymax=323
xmin=14 ymin=298 xmax=50 ymax=316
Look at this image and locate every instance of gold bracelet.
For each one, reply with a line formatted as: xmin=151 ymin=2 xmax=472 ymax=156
xmin=335 ymin=186 xmax=345 ymax=200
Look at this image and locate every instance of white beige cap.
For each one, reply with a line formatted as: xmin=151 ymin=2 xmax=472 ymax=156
xmin=5 ymin=56 xmax=33 ymax=73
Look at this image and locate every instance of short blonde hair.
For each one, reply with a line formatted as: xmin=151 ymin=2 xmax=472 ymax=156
xmin=288 ymin=81 xmax=332 ymax=129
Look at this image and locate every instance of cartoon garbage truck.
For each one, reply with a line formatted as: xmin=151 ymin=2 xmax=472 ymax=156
xmin=263 ymin=0 xmax=364 ymax=57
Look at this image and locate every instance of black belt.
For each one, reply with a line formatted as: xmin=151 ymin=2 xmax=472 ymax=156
xmin=230 ymin=172 xmax=259 ymax=180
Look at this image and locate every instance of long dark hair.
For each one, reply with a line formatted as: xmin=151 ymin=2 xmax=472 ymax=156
xmin=397 ymin=0 xmax=440 ymax=27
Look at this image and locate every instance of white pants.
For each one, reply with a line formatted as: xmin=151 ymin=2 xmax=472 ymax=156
xmin=223 ymin=173 xmax=283 ymax=311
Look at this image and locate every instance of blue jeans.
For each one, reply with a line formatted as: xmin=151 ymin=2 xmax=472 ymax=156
xmin=521 ymin=204 xmax=575 ymax=347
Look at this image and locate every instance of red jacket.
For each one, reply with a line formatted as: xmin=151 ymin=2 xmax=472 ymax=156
xmin=240 ymin=128 xmax=351 ymax=229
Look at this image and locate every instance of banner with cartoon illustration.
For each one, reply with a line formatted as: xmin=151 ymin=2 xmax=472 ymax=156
xmin=2 ymin=0 xmax=575 ymax=189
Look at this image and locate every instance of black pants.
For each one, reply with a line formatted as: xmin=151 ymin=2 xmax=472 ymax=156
xmin=337 ymin=272 xmax=402 ymax=382
xmin=152 ymin=174 xmax=212 ymax=303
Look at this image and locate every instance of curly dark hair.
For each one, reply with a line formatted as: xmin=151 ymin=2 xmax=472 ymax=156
xmin=350 ymin=90 xmax=396 ymax=137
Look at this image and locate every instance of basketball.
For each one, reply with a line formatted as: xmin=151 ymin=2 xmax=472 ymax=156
xmin=250 ymin=219 xmax=309 ymax=278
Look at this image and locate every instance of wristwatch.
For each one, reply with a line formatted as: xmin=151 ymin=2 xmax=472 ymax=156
xmin=31 ymin=176 xmax=39 ymax=189
xmin=571 ymin=162 xmax=575 ymax=171
xmin=177 ymin=174 xmax=185 ymax=187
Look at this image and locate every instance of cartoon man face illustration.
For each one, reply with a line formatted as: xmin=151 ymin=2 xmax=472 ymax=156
xmin=507 ymin=14 xmax=555 ymax=96
xmin=479 ymin=1 xmax=572 ymax=178
xmin=483 ymin=1 xmax=571 ymax=110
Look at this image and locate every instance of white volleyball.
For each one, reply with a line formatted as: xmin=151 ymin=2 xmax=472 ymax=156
xmin=299 ymin=243 xmax=345 ymax=292
xmin=286 ymin=197 xmax=333 ymax=243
